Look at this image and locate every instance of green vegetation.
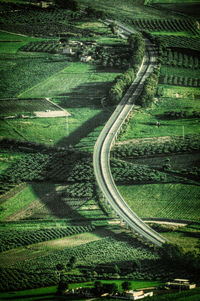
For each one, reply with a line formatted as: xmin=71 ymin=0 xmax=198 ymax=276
xmin=0 ymin=31 xmax=43 ymax=54
xmin=118 ymin=96 xmax=200 ymax=140
xmin=118 ymin=183 xmax=200 ymax=221
xmin=0 ymin=52 xmax=69 ymax=98
xmin=0 ymin=0 xmax=200 ymax=296
xmin=0 ymin=183 xmax=54 ymax=221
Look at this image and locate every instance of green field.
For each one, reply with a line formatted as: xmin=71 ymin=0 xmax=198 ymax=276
xmin=1 ymin=61 xmax=118 ymax=148
xmin=160 ymin=85 xmax=200 ymax=99
xmin=0 ymin=280 xmax=164 ymax=300
xmin=118 ymin=183 xmax=200 ymax=221
xmin=160 ymin=66 xmax=200 ymax=79
xmin=0 ymin=52 xmax=70 ymax=98
xmin=0 ymin=31 xmax=43 ymax=54
xmin=0 ymin=183 xmax=55 ymax=221
xmin=118 ymin=96 xmax=200 ymax=140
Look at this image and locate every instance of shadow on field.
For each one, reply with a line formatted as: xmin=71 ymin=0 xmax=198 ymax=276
xmin=59 ymin=82 xmax=112 ymax=107
xmin=56 ymin=109 xmax=112 ymax=146
xmin=31 ymin=182 xmax=92 ymax=225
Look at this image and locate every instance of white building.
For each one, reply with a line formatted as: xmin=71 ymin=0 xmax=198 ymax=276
xmin=80 ymin=56 xmax=92 ymax=62
xmin=63 ymin=47 xmax=73 ymax=55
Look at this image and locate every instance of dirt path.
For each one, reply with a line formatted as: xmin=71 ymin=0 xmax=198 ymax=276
xmin=0 ymin=29 xmax=28 ymax=37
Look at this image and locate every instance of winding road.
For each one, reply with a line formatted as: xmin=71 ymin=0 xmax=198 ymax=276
xmin=93 ymin=22 xmax=168 ymax=247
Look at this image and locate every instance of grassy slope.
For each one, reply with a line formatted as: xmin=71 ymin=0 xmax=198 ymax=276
xmin=0 ymin=183 xmax=55 ymax=221
xmin=118 ymin=183 xmax=200 ymax=221
xmin=118 ymin=97 xmax=200 ymax=140
xmin=0 ymin=62 xmax=118 ymax=147
xmin=0 ymin=31 xmax=43 ymax=54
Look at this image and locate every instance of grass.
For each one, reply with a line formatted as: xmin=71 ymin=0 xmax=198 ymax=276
xmin=0 ymin=31 xmax=43 ymax=54
xmin=119 ymin=99 xmax=199 ymax=141
xmin=162 ymin=231 xmax=200 ymax=253
xmin=151 ymin=31 xmax=196 ymax=37
xmin=0 ymin=183 xmax=55 ymax=221
xmin=119 ymin=97 xmax=200 ymax=140
xmin=147 ymin=0 xmax=200 ymax=3
xmin=0 ymin=98 xmax=60 ymax=116
xmin=160 ymin=66 xmax=200 ymax=79
xmin=118 ymin=183 xmax=200 ymax=221
xmin=0 ymin=118 xmax=68 ymax=145
xmin=0 ymin=232 xmax=101 ymax=267
xmin=19 ymin=62 xmax=120 ymax=98
xmin=1 ymin=61 xmax=118 ymax=148
xmin=0 ymin=52 xmax=70 ymax=98
xmin=0 ymin=151 xmax=26 ymax=175
xmin=160 ymin=85 xmax=200 ymax=98
xmin=0 ymin=280 xmax=163 ymax=300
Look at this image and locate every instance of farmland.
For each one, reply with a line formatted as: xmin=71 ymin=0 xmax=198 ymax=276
xmin=0 ymin=0 xmax=200 ymax=298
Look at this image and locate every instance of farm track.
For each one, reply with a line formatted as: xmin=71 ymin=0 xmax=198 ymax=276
xmin=93 ymin=22 xmax=167 ymax=247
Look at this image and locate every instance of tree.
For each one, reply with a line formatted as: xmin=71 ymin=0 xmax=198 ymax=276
xmin=67 ymin=255 xmax=76 ymax=269
xmin=54 ymin=0 xmax=80 ymax=11
xmin=122 ymin=281 xmax=131 ymax=291
xmin=109 ymin=22 xmax=118 ymax=35
xmin=57 ymin=279 xmax=68 ymax=294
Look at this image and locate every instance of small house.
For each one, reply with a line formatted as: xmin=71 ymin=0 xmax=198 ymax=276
xmin=166 ymin=279 xmax=196 ymax=290
xmin=63 ymin=47 xmax=73 ymax=55
xmin=80 ymin=56 xmax=92 ymax=62
xmin=124 ymin=290 xmax=153 ymax=300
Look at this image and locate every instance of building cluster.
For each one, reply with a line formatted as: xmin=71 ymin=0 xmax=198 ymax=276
xmin=165 ymin=279 xmax=196 ymax=290
xmin=61 ymin=40 xmax=97 ymax=63
xmin=64 ymin=287 xmax=154 ymax=300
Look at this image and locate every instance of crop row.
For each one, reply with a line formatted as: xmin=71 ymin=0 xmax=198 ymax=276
xmin=155 ymin=35 xmax=200 ymax=52
xmin=132 ymin=18 xmax=199 ymax=35
xmin=20 ymin=41 xmax=58 ymax=54
xmin=111 ymin=159 xmax=174 ymax=184
xmin=113 ymin=135 xmax=200 ymax=158
xmin=64 ymin=182 xmax=95 ymax=198
xmin=1 ymin=7 xmax=71 ymax=25
xmin=0 ymin=98 xmax=58 ymax=115
xmin=159 ymin=75 xmax=200 ymax=87
xmin=162 ymin=49 xmax=200 ymax=69
xmin=0 ymin=225 xmax=95 ymax=252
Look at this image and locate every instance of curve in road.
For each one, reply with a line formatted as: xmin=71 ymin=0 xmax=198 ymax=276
xmin=93 ymin=23 xmax=168 ymax=247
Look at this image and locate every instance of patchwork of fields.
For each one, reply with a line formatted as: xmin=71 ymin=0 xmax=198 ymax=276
xmin=0 ymin=0 xmax=200 ymax=297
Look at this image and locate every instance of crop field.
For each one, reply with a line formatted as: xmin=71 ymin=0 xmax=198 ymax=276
xmin=0 ymin=0 xmax=200 ymax=296
xmin=0 ymin=183 xmax=55 ymax=221
xmin=1 ymin=61 xmax=119 ymax=148
xmin=0 ymin=31 xmax=43 ymax=54
xmin=0 ymin=98 xmax=61 ymax=116
xmin=118 ymin=183 xmax=200 ymax=221
xmin=0 ymin=52 xmax=70 ymax=98
xmin=118 ymin=97 xmax=200 ymax=140
xmin=160 ymin=85 xmax=200 ymax=98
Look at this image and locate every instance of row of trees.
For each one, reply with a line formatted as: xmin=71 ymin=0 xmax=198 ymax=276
xmin=160 ymin=75 xmax=200 ymax=87
xmin=136 ymin=66 xmax=160 ymax=107
xmin=108 ymin=33 xmax=145 ymax=105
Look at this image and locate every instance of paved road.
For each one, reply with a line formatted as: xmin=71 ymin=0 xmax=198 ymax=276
xmin=93 ymin=23 xmax=167 ymax=247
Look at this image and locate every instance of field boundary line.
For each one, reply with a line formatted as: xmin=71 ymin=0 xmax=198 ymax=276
xmin=18 ymin=63 xmax=73 ymax=98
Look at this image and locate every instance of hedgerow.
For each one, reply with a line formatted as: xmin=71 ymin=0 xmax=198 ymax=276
xmin=112 ymin=135 xmax=200 ymax=159
xmin=108 ymin=33 xmax=145 ymax=105
xmin=136 ymin=66 xmax=160 ymax=107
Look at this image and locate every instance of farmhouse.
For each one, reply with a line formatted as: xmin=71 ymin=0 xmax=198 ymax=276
xmin=165 ymin=279 xmax=196 ymax=290
xmin=81 ymin=56 xmax=92 ymax=62
xmin=63 ymin=47 xmax=73 ymax=55
xmin=113 ymin=290 xmax=153 ymax=300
